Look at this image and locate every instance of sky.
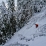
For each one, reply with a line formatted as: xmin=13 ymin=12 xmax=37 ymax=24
xmin=0 ymin=0 xmax=17 ymax=6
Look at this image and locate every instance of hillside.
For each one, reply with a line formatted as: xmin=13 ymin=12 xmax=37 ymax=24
xmin=3 ymin=7 xmax=46 ymax=46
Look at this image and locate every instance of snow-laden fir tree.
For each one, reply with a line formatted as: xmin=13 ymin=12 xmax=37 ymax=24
xmin=17 ymin=0 xmax=33 ymax=29
xmin=0 ymin=1 xmax=8 ymax=45
xmin=7 ymin=0 xmax=16 ymax=35
xmin=0 ymin=1 xmax=16 ymax=45
xmin=0 ymin=0 xmax=17 ymax=45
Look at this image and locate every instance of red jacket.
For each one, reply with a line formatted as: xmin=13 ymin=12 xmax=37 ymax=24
xmin=35 ymin=24 xmax=38 ymax=28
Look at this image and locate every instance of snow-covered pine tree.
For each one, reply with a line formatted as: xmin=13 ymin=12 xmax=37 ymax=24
xmin=7 ymin=0 xmax=16 ymax=35
xmin=33 ymin=0 xmax=46 ymax=13
xmin=0 ymin=1 xmax=8 ymax=45
xmin=0 ymin=0 xmax=17 ymax=45
xmin=17 ymin=0 xmax=33 ymax=29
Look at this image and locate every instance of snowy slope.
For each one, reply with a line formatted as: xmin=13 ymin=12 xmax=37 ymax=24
xmin=4 ymin=8 xmax=46 ymax=46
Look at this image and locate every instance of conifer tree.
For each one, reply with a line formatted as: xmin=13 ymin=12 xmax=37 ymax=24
xmin=7 ymin=0 xmax=16 ymax=35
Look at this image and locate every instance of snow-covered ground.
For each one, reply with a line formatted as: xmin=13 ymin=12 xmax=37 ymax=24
xmin=3 ymin=7 xmax=46 ymax=46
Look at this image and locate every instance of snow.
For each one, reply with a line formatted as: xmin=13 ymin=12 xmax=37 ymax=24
xmin=4 ymin=7 xmax=46 ymax=46
xmin=29 ymin=36 xmax=46 ymax=46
